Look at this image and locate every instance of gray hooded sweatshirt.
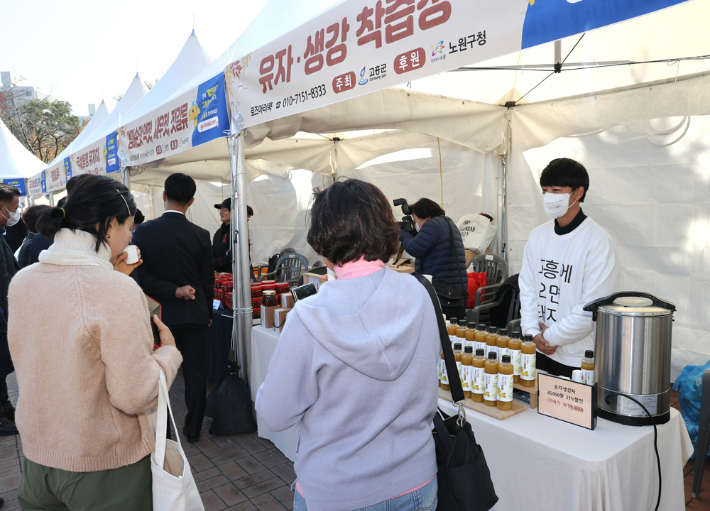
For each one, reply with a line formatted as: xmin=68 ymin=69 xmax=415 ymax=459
xmin=255 ymin=268 xmax=440 ymax=511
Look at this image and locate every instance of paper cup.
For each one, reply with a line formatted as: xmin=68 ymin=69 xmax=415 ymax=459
xmin=124 ymin=245 xmax=139 ymax=264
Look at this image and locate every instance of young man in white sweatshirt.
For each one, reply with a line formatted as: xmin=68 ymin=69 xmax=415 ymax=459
xmin=519 ymin=158 xmax=619 ymax=378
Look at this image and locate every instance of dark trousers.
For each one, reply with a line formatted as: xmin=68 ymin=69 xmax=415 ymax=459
xmin=169 ymin=323 xmax=208 ymax=437
xmin=537 ymin=352 xmax=580 ymax=379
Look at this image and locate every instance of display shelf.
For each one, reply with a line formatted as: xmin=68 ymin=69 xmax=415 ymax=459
xmin=513 ymin=373 xmax=539 ymax=409
xmin=438 ymin=387 xmax=527 ymax=420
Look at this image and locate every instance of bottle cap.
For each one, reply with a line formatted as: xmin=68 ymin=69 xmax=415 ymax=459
xmin=464 ymin=346 xmax=473 ymax=353
xmin=499 ymin=328 xmax=508 ymax=336
xmin=475 ymin=349 xmax=485 ymax=356
xmin=454 ymin=343 xmax=462 ymax=350
xmin=501 ymin=355 xmax=511 ymax=364
xmin=488 ymin=352 xmax=497 ymax=360
xmin=510 ymin=330 xmax=521 ymax=339
xmin=477 ymin=323 xmax=488 ymax=331
xmin=459 ymin=319 xmax=467 ymax=326
xmin=524 ymin=334 xmax=533 ymax=342
xmin=450 ymin=318 xmax=458 ymax=325
xmin=488 ymin=326 xmax=498 ymax=334
xmin=585 ymin=350 xmax=594 ymax=358
xmin=467 ymin=322 xmax=476 ymax=329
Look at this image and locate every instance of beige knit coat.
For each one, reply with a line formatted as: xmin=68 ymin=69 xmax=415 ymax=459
xmin=7 ymin=229 xmax=183 ymax=472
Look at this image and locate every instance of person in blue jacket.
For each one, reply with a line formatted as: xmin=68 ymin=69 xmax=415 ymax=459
xmin=399 ymin=198 xmax=468 ymax=320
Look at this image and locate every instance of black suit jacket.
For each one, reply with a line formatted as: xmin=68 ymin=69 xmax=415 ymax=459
xmin=132 ymin=212 xmax=214 ymax=326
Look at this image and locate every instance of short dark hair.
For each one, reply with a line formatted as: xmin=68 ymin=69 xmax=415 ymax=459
xmin=164 ymin=173 xmax=196 ymax=205
xmin=307 ymin=178 xmax=400 ymax=266
xmin=22 ymin=205 xmax=51 ymax=233
xmin=36 ymin=175 xmax=137 ymax=251
xmin=134 ymin=209 xmax=145 ymax=225
xmin=57 ymin=197 xmax=66 ymax=208
xmin=540 ymin=158 xmax=589 ymax=202
xmin=66 ymin=174 xmax=92 ymax=195
xmin=411 ymin=198 xmax=445 ymax=219
xmin=247 ymin=205 xmax=253 ymax=216
xmin=0 ymin=183 xmax=21 ymax=203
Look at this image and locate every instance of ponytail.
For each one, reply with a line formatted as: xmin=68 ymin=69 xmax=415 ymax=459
xmin=35 ymin=206 xmax=68 ymax=240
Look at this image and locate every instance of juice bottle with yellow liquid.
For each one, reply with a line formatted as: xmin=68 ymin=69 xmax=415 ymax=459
xmin=483 ymin=352 xmax=498 ymax=407
xmin=474 ymin=324 xmax=488 ymax=354
xmin=520 ymin=334 xmax=537 ymax=388
xmin=465 ymin=322 xmax=477 ymax=351
xmin=456 ymin=320 xmax=467 ymax=350
xmin=485 ymin=326 xmax=499 ymax=360
xmin=508 ymin=330 xmax=522 ymax=384
xmin=461 ymin=346 xmax=474 ymax=399
xmin=496 ymin=328 xmax=510 ymax=360
xmin=440 ymin=350 xmax=450 ymax=391
xmin=497 ymin=354 xmax=515 ymax=411
xmin=447 ymin=318 xmax=458 ymax=347
xmin=581 ymin=350 xmax=595 ymax=385
xmin=454 ymin=343 xmax=463 ymax=387
xmin=471 ymin=349 xmax=485 ymax=402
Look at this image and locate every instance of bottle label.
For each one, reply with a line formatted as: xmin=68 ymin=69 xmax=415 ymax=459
xmin=438 ymin=358 xmax=442 ymax=383
xmin=456 ymin=361 xmax=462 ymax=382
xmin=511 ymin=349 xmax=522 ymax=376
xmin=461 ymin=365 xmax=472 ymax=392
xmin=484 ymin=373 xmax=498 ymax=401
xmin=498 ymin=347 xmax=510 ymax=359
xmin=465 ymin=339 xmax=475 ymax=350
xmin=582 ymin=369 xmax=595 ymax=385
xmin=475 ymin=341 xmax=486 ymax=353
xmin=486 ymin=345 xmax=498 ymax=360
xmin=498 ymin=374 xmax=514 ymax=402
xmin=440 ymin=361 xmax=449 ymax=385
xmin=521 ymin=353 xmax=536 ymax=381
xmin=449 ymin=334 xmax=457 ymax=345
xmin=472 ymin=367 xmax=484 ymax=394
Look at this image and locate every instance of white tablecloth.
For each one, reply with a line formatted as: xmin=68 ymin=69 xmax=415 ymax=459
xmin=250 ymin=326 xmax=297 ymax=462
xmin=439 ymin=399 xmax=692 ymax=511
xmin=251 ymin=325 xmax=693 ymax=508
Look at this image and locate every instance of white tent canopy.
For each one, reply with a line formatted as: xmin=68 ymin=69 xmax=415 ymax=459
xmin=0 ymin=118 xmax=45 ymax=180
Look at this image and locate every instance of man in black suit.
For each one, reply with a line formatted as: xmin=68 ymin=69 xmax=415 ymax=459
xmin=133 ymin=173 xmax=214 ymax=443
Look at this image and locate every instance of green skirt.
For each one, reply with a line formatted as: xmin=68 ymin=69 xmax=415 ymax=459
xmin=18 ymin=455 xmax=152 ymax=511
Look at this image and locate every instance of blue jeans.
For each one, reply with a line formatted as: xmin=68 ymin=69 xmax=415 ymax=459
xmin=293 ymin=477 xmax=438 ymax=511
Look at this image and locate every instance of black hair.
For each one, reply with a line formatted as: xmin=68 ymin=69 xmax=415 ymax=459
xmin=22 ymin=205 xmax=51 ymax=233
xmin=134 ymin=209 xmax=145 ymax=225
xmin=539 ymin=158 xmax=589 ymax=202
xmin=411 ymin=198 xmax=445 ymax=219
xmin=0 ymin=183 xmax=21 ymax=203
xmin=66 ymin=174 xmax=92 ymax=195
xmin=57 ymin=197 xmax=66 ymax=208
xmin=307 ymin=178 xmax=400 ymax=266
xmin=164 ymin=173 xmax=196 ymax=206
xmin=35 ymin=175 xmax=137 ymax=251
xmin=247 ymin=205 xmax=253 ymax=216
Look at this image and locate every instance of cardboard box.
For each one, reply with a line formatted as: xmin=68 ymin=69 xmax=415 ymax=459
xmin=274 ymin=308 xmax=291 ymax=330
xmin=281 ymin=293 xmax=295 ymax=309
xmin=260 ymin=305 xmax=278 ymax=329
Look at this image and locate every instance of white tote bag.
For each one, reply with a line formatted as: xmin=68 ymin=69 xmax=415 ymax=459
xmin=457 ymin=214 xmax=496 ymax=253
xmin=151 ymin=370 xmax=205 ymax=511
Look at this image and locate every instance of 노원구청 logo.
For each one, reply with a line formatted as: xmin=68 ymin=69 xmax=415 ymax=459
xmin=431 ymin=41 xmax=445 ymax=57
xmin=358 ymin=66 xmax=369 ymax=86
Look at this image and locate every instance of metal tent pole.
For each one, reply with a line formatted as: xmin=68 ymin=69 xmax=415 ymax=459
xmin=121 ymin=167 xmax=131 ymax=189
xmin=228 ymin=128 xmax=251 ymax=383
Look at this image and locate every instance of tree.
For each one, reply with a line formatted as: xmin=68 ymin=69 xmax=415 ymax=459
xmin=1 ymin=98 xmax=81 ymax=163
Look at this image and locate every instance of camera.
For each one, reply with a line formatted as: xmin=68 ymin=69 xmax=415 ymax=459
xmin=393 ymin=198 xmax=414 ymax=232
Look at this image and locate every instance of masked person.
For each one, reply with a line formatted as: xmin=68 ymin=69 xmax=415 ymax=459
xmin=519 ymin=158 xmax=619 ymax=378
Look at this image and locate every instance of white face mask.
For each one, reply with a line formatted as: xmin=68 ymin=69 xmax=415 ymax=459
xmin=543 ymin=192 xmax=577 ymax=219
xmin=414 ymin=222 xmax=420 ymax=232
xmin=2 ymin=205 xmax=20 ymax=227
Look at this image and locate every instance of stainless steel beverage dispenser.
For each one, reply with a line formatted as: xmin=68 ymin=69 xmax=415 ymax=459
xmin=583 ymin=292 xmax=675 ymax=426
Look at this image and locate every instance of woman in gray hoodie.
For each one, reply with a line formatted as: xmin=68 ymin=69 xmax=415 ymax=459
xmin=256 ymin=179 xmax=440 ymax=511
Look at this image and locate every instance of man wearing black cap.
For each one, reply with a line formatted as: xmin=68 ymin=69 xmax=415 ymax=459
xmin=213 ymin=199 xmax=252 ymax=273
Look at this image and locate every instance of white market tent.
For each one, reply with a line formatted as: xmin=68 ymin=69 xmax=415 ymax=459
xmin=29 ymin=0 xmax=710 ymax=380
xmin=0 ymin=118 xmax=46 ymax=182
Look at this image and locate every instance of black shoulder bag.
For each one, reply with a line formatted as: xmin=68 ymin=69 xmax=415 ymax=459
xmin=412 ymin=272 xmax=498 ymax=511
xmin=423 ymin=217 xmax=468 ymax=309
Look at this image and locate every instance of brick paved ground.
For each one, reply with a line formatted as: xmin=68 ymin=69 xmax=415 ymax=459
xmin=0 ymin=376 xmax=705 ymax=510
xmin=0 ymin=371 xmax=295 ymax=511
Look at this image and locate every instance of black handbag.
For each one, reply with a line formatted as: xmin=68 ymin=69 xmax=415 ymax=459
xmin=422 ymin=217 xmax=468 ymax=309
xmin=412 ymin=272 xmax=498 ymax=511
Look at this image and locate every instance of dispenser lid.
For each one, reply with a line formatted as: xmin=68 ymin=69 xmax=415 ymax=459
xmin=598 ymin=296 xmax=671 ymax=316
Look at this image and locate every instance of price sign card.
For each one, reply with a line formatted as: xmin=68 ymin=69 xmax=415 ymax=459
xmin=538 ymin=373 xmax=597 ymax=430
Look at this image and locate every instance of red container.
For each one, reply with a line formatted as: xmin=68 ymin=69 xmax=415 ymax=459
xmin=251 ymin=297 xmax=261 ymax=309
xmin=251 ymin=283 xmax=263 ymax=298
xmin=253 ymin=307 xmax=261 ymax=319
xmin=276 ymin=282 xmax=290 ymax=295
xmin=261 ymin=280 xmax=276 ymax=292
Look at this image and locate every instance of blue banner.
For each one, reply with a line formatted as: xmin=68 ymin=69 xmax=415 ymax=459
xmin=41 ymin=171 xmax=46 ymax=194
xmin=191 ymin=74 xmax=230 ymax=148
xmin=522 ymin=0 xmax=687 ymax=49
xmin=3 ymin=179 xmax=27 ymax=197
xmin=105 ymin=131 xmax=120 ymax=174
xmin=64 ymin=157 xmax=72 ymax=180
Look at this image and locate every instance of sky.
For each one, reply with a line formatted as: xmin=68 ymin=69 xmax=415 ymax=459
xmin=0 ymin=0 xmax=271 ymax=117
